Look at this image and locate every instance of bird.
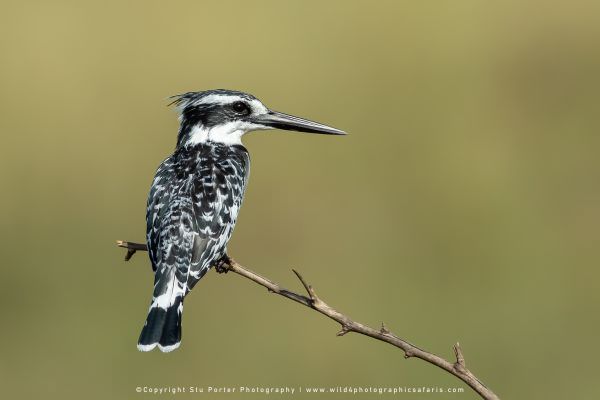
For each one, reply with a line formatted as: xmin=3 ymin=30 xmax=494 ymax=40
xmin=138 ymin=89 xmax=346 ymax=352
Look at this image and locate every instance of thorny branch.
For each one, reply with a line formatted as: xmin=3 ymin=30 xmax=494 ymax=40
xmin=116 ymin=240 xmax=500 ymax=400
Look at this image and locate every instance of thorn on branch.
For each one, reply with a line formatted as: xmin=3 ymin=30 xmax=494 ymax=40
xmin=292 ymin=269 xmax=319 ymax=304
xmin=453 ymin=342 xmax=467 ymax=373
xmin=380 ymin=322 xmax=390 ymax=334
xmin=337 ymin=325 xmax=351 ymax=336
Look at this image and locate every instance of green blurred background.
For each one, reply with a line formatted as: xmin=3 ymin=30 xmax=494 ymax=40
xmin=1 ymin=1 xmax=599 ymax=399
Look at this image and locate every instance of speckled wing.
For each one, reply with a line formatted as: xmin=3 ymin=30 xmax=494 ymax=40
xmin=139 ymin=144 xmax=249 ymax=352
xmin=185 ymin=145 xmax=250 ymax=291
xmin=140 ymin=154 xmax=199 ymax=352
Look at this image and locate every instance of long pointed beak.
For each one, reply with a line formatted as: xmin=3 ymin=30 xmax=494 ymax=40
xmin=252 ymin=110 xmax=346 ymax=135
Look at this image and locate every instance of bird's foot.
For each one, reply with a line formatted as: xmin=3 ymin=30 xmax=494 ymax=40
xmin=214 ymin=254 xmax=232 ymax=274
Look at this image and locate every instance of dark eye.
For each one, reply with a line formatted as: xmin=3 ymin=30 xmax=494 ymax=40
xmin=232 ymin=101 xmax=249 ymax=114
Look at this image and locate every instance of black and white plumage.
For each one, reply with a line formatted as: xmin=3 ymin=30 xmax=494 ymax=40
xmin=138 ymin=89 xmax=345 ymax=352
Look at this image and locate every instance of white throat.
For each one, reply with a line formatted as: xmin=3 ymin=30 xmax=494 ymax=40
xmin=185 ymin=122 xmax=243 ymax=146
xmin=186 ymin=124 xmax=240 ymax=146
xmin=185 ymin=119 xmax=271 ymax=147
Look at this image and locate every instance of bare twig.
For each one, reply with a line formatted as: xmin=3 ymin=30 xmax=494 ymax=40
xmin=116 ymin=240 xmax=500 ymax=400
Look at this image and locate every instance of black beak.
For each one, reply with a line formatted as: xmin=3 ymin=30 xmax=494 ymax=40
xmin=252 ymin=110 xmax=346 ymax=135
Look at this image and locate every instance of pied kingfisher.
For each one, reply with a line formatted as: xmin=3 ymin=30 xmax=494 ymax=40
xmin=138 ymin=89 xmax=346 ymax=352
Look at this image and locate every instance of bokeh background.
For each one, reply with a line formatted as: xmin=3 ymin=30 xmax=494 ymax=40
xmin=1 ymin=1 xmax=599 ymax=399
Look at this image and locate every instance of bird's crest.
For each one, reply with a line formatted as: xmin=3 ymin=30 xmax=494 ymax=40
xmin=167 ymin=89 xmax=257 ymax=111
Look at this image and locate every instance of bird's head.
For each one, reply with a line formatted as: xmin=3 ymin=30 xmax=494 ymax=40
xmin=170 ymin=89 xmax=346 ymax=147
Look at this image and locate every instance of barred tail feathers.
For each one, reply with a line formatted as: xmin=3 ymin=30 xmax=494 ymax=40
xmin=137 ymin=276 xmax=184 ymax=352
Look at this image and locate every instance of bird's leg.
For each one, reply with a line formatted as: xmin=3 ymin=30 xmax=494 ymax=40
xmin=214 ymin=253 xmax=232 ymax=274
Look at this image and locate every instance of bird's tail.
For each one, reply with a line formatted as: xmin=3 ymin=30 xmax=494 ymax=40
xmin=137 ymin=279 xmax=184 ymax=353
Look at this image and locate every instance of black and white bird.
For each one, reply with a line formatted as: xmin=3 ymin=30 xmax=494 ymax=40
xmin=138 ymin=89 xmax=345 ymax=352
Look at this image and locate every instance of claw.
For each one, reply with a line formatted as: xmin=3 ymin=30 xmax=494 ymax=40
xmin=214 ymin=254 xmax=232 ymax=274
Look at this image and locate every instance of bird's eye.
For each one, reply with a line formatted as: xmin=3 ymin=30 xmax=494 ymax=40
xmin=232 ymin=101 xmax=249 ymax=114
